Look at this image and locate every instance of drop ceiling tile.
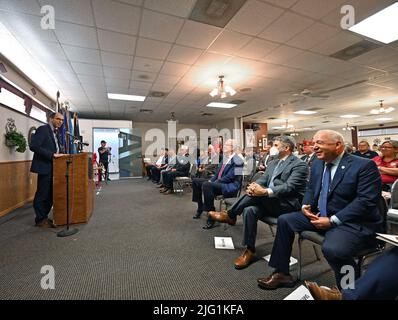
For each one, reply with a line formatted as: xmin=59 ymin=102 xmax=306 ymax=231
xmin=78 ymin=74 xmax=105 ymax=85
xmin=258 ymin=12 xmax=314 ymax=43
xmin=194 ymin=52 xmax=230 ymax=68
xmin=236 ymin=38 xmax=279 ymax=60
xmin=39 ymin=0 xmax=95 ymax=26
xmin=136 ymin=38 xmax=172 ymax=60
xmin=227 ymin=0 xmax=284 ymax=36
xmin=291 ymin=0 xmax=346 ymax=19
xmin=71 ymin=62 xmax=103 ymax=76
xmin=118 ymin=0 xmax=143 ymax=6
xmin=155 ymin=74 xmax=181 ymax=85
xmin=62 ymin=45 xmax=101 ymax=64
xmin=133 ymin=57 xmax=164 ymax=73
xmin=176 ymin=20 xmax=221 ymax=49
xmin=130 ymin=80 xmax=153 ymax=90
xmin=101 ymin=51 xmax=133 ymax=69
xmin=144 ymin=0 xmax=196 ymax=18
xmin=97 ymin=29 xmax=136 ymax=55
xmin=167 ymin=45 xmax=203 ymax=64
xmin=262 ymin=45 xmax=305 ymax=64
xmin=92 ymin=0 xmax=140 ymax=34
xmin=55 ymin=22 xmax=98 ymax=49
xmin=258 ymin=0 xmax=298 ymax=8
xmin=103 ymin=66 xmax=132 ymax=80
xmin=105 ymin=77 xmax=130 ymax=88
xmin=131 ymin=71 xmax=157 ymax=82
xmin=139 ymin=9 xmax=184 ymax=43
xmin=208 ymin=30 xmax=252 ymax=55
xmin=160 ymin=61 xmax=190 ymax=77
xmin=287 ymin=22 xmax=340 ymax=50
xmin=106 ymin=84 xmax=130 ymax=93
xmin=310 ymin=31 xmax=362 ymax=55
xmin=0 ymin=0 xmax=41 ymax=15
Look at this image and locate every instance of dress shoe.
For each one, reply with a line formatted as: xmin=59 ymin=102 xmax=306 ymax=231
xmin=157 ymin=184 xmax=165 ymax=188
xmin=257 ymin=272 xmax=296 ymax=290
xmin=234 ymin=249 xmax=256 ymax=269
xmin=208 ymin=210 xmax=236 ymax=226
xmin=193 ymin=211 xmax=202 ymax=219
xmin=35 ymin=219 xmax=56 ymax=229
xmin=159 ymin=188 xmax=168 ymax=193
xmin=305 ymin=281 xmax=342 ymax=300
xmin=202 ymin=220 xmax=215 ymax=229
xmin=163 ymin=189 xmax=174 ymax=194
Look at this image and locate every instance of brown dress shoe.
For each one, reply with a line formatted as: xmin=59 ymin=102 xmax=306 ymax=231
xmin=257 ymin=272 xmax=296 ymax=290
xmin=208 ymin=210 xmax=236 ymax=226
xmin=159 ymin=188 xmax=168 ymax=193
xmin=35 ymin=219 xmax=56 ymax=229
xmin=234 ymin=249 xmax=256 ymax=269
xmin=305 ymin=281 xmax=342 ymax=300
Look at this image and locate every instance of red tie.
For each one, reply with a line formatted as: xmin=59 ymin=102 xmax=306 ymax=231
xmin=218 ymin=163 xmax=226 ymax=179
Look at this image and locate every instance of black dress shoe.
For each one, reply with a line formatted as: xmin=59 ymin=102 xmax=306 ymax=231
xmin=193 ymin=211 xmax=202 ymax=219
xmin=202 ymin=221 xmax=215 ymax=229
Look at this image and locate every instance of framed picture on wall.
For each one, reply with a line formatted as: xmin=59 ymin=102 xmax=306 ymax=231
xmin=262 ymin=138 xmax=268 ymax=150
xmin=245 ymin=129 xmax=255 ymax=148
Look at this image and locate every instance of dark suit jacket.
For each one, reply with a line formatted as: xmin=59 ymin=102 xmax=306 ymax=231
xmin=256 ymin=154 xmax=308 ymax=212
xmin=174 ymin=154 xmax=191 ymax=176
xmin=30 ymin=124 xmax=58 ymax=175
xmin=211 ymin=154 xmax=244 ymax=197
xmin=304 ymin=153 xmax=383 ymax=234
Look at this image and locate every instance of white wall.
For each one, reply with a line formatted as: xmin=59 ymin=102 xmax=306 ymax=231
xmin=290 ymin=129 xmax=353 ymax=144
xmin=0 ymin=106 xmax=43 ymax=162
xmin=78 ymin=119 xmax=133 ymax=153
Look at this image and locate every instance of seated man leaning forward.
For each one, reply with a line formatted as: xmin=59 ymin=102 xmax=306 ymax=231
xmin=257 ymin=130 xmax=383 ymax=290
xmin=192 ymin=139 xmax=244 ymax=229
xmin=209 ymin=136 xmax=308 ymax=269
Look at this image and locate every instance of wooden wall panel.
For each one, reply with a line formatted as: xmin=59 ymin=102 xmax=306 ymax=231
xmin=0 ymin=161 xmax=37 ymax=217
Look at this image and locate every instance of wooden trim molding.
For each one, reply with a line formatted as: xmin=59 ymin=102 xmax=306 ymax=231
xmin=0 ymin=161 xmax=37 ymax=217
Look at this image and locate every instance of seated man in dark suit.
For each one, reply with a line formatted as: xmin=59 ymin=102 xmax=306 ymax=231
xmin=160 ymin=145 xmax=190 ymax=195
xmin=306 ymin=246 xmax=398 ymax=300
xmin=209 ymin=136 xmax=308 ymax=269
xmin=257 ymin=130 xmax=383 ymax=290
xmin=192 ymin=139 xmax=243 ymax=229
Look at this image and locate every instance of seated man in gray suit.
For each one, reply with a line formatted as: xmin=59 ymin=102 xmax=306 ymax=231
xmin=209 ymin=136 xmax=308 ymax=269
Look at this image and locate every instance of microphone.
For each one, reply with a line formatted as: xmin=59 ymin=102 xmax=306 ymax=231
xmin=66 ymin=132 xmax=89 ymax=146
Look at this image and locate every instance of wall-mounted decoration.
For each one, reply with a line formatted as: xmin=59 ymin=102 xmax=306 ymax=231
xmin=4 ymin=118 xmax=27 ymax=153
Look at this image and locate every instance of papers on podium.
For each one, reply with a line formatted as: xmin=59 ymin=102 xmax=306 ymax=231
xmin=214 ymin=237 xmax=234 ymax=249
xmin=284 ymin=285 xmax=314 ymax=300
xmin=376 ymin=233 xmax=398 ymax=247
xmin=263 ymin=254 xmax=297 ymax=267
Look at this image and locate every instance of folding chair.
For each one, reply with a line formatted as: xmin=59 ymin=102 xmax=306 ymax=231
xmin=297 ymin=196 xmax=388 ymax=280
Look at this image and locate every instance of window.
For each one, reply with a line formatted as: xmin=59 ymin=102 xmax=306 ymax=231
xmin=30 ymin=105 xmax=47 ymax=122
xmin=0 ymin=87 xmax=26 ymax=114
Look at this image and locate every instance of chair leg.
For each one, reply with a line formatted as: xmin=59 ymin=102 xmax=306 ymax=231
xmin=298 ymin=237 xmax=303 ymax=281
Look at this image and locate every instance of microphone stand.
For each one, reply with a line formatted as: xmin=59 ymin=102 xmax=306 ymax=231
xmin=57 ymin=142 xmax=78 ymax=237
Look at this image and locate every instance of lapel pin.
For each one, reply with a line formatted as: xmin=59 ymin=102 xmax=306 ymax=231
xmin=341 ymin=166 xmax=345 ymax=169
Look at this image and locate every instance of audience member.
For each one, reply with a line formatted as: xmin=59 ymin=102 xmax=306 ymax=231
xmin=209 ymin=136 xmax=308 ymax=269
xmin=353 ymin=140 xmax=379 ymax=159
xmin=372 ymin=140 xmax=398 ymax=192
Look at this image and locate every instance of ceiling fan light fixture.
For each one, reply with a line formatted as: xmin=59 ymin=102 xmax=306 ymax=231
xmin=370 ymin=100 xmax=395 ymax=115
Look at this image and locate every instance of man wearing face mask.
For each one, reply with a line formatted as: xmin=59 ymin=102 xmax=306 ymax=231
xmin=208 ymin=136 xmax=308 ymax=269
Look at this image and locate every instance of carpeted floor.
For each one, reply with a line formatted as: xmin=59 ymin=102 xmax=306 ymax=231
xmin=0 ymin=179 xmax=336 ymax=300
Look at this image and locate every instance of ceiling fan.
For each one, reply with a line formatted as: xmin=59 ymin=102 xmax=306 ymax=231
xmin=292 ymin=89 xmax=330 ymax=99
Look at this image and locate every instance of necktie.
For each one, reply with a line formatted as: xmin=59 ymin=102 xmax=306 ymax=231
xmin=269 ymin=160 xmax=283 ymax=188
xmin=218 ymin=163 xmax=226 ymax=179
xmin=319 ymin=163 xmax=333 ymax=217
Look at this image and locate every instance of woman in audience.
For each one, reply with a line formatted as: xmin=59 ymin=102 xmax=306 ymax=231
xmin=373 ymin=140 xmax=398 ymax=191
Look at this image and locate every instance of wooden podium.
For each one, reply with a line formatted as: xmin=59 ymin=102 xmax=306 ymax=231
xmin=53 ymin=153 xmax=94 ymax=226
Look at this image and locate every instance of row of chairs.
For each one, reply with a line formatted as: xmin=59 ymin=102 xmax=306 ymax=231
xmin=219 ymin=172 xmax=395 ymax=280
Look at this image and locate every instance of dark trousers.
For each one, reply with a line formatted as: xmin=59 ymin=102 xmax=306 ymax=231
xmin=268 ymin=211 xmax=377 ymax=288
xmin=192 ymin=179 xmax=223 ymax=212
xmin=146 ymin=165 xmax=155 ymax=179
xmin=228 ymin=195 xmax=282 ymax=252
xmin=162 ymin=171 xmax=179 ymax=188
xmin=342 ymin=246 xmax=398 ymax=300
xmin=150 ymin=166 xmax=163 ymax=182
xmin=33 ymin=173 xmax=53 ymax=224
xmin=99 ymin=160 xmax=109 ymax=181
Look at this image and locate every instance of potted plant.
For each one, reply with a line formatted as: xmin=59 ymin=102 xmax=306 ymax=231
xmin=5 ymin=130 xmax=27 ymax=153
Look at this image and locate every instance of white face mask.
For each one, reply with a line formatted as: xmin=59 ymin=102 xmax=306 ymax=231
xmin=269 ymin=146 xmax=279 ymax=157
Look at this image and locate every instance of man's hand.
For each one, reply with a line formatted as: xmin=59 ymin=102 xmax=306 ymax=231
xmin=53 ymin=153 xmax=67 ymax=158
xmin=311 ymin=216 xmax=332 ymax=230
xmin=301 ymin=205 xmax=319 ymax=221
xmin=171 ymin=168 xmax=177 ymax=172
xmin=246 ymin=182 xmax=267 ymax=197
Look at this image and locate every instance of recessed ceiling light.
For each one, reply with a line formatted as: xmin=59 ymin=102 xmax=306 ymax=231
xmin=108 ymin=93 xmax=146 ymax=101
xmin=340 ymin=114 xmax=360 ymax=118
xmin=272 ymin=125 xmax=294 ymax=130
xmin=294 ymin=110 xmax=318 ymax=115
xmin=349 ymin=3 xmax=398 ymax=44
xmin=375 ymin=117 xmax=393 ymax=121
xmin=206 ymin=102 xmax=237 ymax=109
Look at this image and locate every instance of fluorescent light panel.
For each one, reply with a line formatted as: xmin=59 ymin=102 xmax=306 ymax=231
xmin=340 ymin=114 xmax=360 ymax=118
xmin=206 ymin=102 xmax=237 ymax=108
xmin=375 ymin=118 xmax=393 ymax=121
xmin=108 ymin=93 xmax=146 ymax=101
xmin=294 ymin=110 xmax=317 ymax=115
xmin=349 ymin=3 xmax=398 ymax=44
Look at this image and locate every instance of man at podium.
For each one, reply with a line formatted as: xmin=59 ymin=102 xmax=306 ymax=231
xmin=30 ymin=112 xmax=66 ymax=228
